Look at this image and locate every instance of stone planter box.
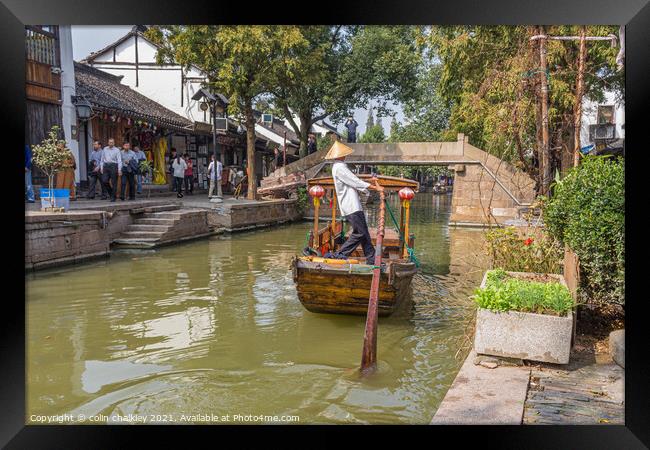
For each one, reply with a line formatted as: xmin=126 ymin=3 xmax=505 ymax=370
xmin=474 ymin=271 xmax=573 ymax=365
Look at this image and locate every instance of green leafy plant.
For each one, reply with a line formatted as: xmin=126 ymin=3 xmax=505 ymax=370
xmin=31 ymin=125 xmax=72 ymax=208
xmin=474 ymin=269 xmax=575 ymax=316
xmin=484 ymin=226 xmax=563 ymax=274
xmin=296 ymin=186 xmax=309 ymax=214
xmin=542 ymin=156 xmax=624 ymax=306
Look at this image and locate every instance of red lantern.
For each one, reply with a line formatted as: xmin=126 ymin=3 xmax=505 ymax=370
xmin=309 ymin=185 xmax=325 ymax=208
xmin=309 ymin=185 xmax=325 ymax=199
xmin=398 ymin=187 xmax=415 ymax=201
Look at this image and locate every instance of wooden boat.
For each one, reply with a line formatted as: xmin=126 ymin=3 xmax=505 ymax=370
xmin=291 ymin=174 xmax=419 ymax=316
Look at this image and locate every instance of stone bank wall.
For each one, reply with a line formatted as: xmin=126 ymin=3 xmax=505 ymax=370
xmin=209 ymin=199 xmax=302 ymax=231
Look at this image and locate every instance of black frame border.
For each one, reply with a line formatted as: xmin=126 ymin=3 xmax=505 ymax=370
xmin=4 ymin=0 xmax=649 ymax=447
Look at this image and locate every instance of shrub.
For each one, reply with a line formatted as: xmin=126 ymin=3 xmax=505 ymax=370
xmin=542 ymin=156 xmax=624 ymax=306
xmin=31 ymin=125 xmax=72 ymax=203
xmin=484 ymin=226 xmax=563 ymax=274
xmin=473 ymin=269 xmax=575 ymax=316
xmin=296 ymin=186 xmax=309 ymax=214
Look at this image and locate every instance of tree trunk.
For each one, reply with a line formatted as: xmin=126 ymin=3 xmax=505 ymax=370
xmin=299 ymin=113 xmax=311 ymax=158
xmin=244 ymin=100 xmax=257 ymax=200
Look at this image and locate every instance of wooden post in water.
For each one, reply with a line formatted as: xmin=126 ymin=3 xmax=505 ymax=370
xmin=330 ymin=191 xmax=337 ymax=250
xmin=360 ymin=187 xmax=386 ymax=374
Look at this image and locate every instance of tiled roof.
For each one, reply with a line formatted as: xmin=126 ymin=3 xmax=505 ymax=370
xmin=74 ymin=62 xmax=194 ymax=133
xmin=253 ymin=111 xmax=301 ymax=146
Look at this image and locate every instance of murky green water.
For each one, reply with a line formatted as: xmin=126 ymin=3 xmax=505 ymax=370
xmin=26 ymin=193 xmax=488 ymax=424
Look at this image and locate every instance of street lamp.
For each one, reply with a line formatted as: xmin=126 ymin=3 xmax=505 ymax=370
xmin=73 ymin=96 xmax=93 ymax=185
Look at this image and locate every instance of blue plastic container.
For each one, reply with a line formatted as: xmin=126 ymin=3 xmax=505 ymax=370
xmin=40 ymin=188 xmax=70 ymax=211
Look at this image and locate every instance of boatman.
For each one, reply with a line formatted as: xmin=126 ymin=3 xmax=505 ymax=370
xmin=326 ymin=140 xmax=384 ymax=265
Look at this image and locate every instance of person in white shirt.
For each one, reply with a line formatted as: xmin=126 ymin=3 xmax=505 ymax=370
xmin=171 ymin=154 xmax=187 ymax=198
xmin=100 ymin=138 xmax=122 ymax=202
xmin=326 ymin=140 xmax=384 ymax=265
xmin=207 ymin=154 xmax=223 ymax=198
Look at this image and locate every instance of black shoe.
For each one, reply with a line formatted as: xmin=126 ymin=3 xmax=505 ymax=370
xmin=120 ymin=197 xmax=125 ymax=201
xmin=87 ymin=196 xmax=95 ymax=200
xmin=129 ymin=197 xmax=135 ymax=201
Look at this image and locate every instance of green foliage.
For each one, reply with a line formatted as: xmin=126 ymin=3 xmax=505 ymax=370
xmin=359 ymin=123 xmax=386 ymax=143
xmin=474 ymin=269 xmax=575 ymax=316
xmin=485 ymin=226 xmax=563 ymax=274
xmin=377 ymin=165 xmax=451 ymax=181
xmin=296 ymin=186 xmax=309 ymax=214
xmin=429 ymin=25 xmax=623 ymax=175
xmin=389 ymin=63 xmax=450 ymax=142
xmin=542 ymin=156 xmax=625 ymax=306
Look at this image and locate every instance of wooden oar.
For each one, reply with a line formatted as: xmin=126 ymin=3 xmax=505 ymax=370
xmin=360 ymin=184 xmax=386 ymax=375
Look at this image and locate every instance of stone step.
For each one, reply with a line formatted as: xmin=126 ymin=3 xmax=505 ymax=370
xmin=143 ymin=204 xmax=181 ymax=213
xmin=142 ymin=212 xmax=182 ymax=220
xmin=112 ymin=238 xmax=159 ymax=249
xmin=120 ymin=230 xmax=166 ymax=239
xmin=135 ymin=218 xmax=177 ymax=226
xmin=127 ymin=224 xmax=170 ymax=232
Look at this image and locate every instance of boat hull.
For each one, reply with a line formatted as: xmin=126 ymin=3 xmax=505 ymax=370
xmin=291 ymin=258 xmax=417 ymax=316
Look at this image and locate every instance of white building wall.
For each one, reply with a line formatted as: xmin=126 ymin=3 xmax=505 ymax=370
xmin=580 ymin=90 xmax=625 ymax=146
xmin=88 ymin=34 xmax=209 ymax=124
xmin=58 ymin=25 xmax=81 ymax=182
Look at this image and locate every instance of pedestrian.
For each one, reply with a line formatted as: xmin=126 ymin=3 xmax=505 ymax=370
xmin=55 ymin=143 xmax=77 ymax=200
xmin=87 ymin=140 xmax=107 ymax=200
xmin=344 ymin=116 xmax=359 ymax=143
xmin=273 ymin=146 xmax=282 ymax=170
xmin=100 ymin=138 xmax=122 ymax=202
xmin=119 ymin=141 xmax=137 ymax=201
xmin=207 ymin=154 xmax=223 ymax=198
xmin=172 ymin=153 xmax=187 ymax=198
xmin=325 ymin=141 xmax=384 ymax=265
xmin=25 ymin=144 xmax=35 ymax=203
xmin=168 ymin=147 xmax=178 ymax=191
xmin=134 ymin=145 xmax=147 ymax=195
xmin=183 ymin=153 xmax=194 ymax=195
xmin=307 ymin=134 xmax=317 ymax=155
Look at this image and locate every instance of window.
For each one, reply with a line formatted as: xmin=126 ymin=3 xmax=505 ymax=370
xmin=597 ymin=105 xmax=615 ymax=125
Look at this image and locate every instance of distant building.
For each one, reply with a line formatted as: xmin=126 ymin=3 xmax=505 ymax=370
xmin=25 ymin=25 xmax=80 ymax=186
xmin=580 ymin=90 xmax=624 ymax=153
xmin=281 ymin=111 xmax=342 ymax=140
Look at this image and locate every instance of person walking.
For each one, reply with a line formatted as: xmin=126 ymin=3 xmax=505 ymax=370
xmin=183 ymin=153 xmax=194 ymax=195
xmin=25 ymin=144 xmax=35 ymax=203
xmin=119 ymin=142 xmax=137 ymax=201
xmin=207 ymin=154 xmax=223 ymax=198
xmin=168 ymin=147 xmax=177 ymax=192
xmin=134 ymin=145 xmax=147 ymax=195
xmin=87 ymin=141 xmax=107 ymax=199
xmin=172 ymin=153 xmax=187 ymax=198
xmin=326 ymin=141 xmax=384 ymax=265
xmin=100 ymin=138 xmax=122 ymax=202
xmin=344 ymin=117 xmax=359 ymax=143
xmin=307 ymin=134 xmax=317 ymax=155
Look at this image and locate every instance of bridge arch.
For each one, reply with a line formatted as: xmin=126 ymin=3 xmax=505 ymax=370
xmin=259 ymin=134 xmax=536 ymax=226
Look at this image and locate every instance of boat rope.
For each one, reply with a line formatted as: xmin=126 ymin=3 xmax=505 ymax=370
xmin=383 ymin=199 xmax=420 ymax=268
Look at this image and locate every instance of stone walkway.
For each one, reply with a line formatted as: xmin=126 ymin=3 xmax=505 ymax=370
xmin=523 ymin=345 xmax=624 ymax=425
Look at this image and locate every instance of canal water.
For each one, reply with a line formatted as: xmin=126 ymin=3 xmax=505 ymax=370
xmin=26 ymin=193 xmax=488 ymax=424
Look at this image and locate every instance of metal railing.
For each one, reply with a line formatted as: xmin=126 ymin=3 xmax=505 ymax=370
xmin=25 ymin=26 xmax=59 ymax=66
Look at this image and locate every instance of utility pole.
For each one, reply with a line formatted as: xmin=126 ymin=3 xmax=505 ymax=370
xmin=530 ymin=28 xmax=618 ymax=180
xmin=573 ymin=26 xmax=587 ymax=167
xmin=538 ymin=26 xmax=551 ymax=196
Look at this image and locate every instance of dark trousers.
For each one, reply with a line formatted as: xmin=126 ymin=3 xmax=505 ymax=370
xmin=337 ymin=210 xmax=375 ymax=264
xmin=101 ymin=163 xmax=118 ymax=201
xmin=121 ymin=170 xmax=136 ymax=200
xmin=87 ymin=170 xmax=107 ymax=199
xmin=174 ymin=177 xmax=184 ymax=196
xmin=184 ymin=175 xmax=193 ymax=193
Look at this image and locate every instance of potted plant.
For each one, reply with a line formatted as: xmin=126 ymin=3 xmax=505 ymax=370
xmin=473 ymin=268 xmax=576 ymax=364
xmin=31 ymin=126 xmax=73 ymax=212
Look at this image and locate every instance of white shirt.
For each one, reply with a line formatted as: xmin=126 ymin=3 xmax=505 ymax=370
xmin=208 ymin=160 xmax=223 ymax=180
xmin=172 ymin=158 xmax=187 ymax=178
xmin=100 ymin=146 xmax=122 ymax=171
xmin=331 ymin=161 xmax=370 ymax=217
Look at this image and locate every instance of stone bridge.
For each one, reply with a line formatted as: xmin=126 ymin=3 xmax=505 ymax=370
xmin=259 ymin=134 xmax=536 ymax=226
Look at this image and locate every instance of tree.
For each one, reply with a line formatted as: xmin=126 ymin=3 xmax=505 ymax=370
xmin=429 ymin=25 xmax=622 ymax=193
xmin=31 ymin=126 xmax=72 ymax=207
xmin=359 ymin=121 xmax=386 ymax=143
xmin=389 ymin=62 xmax=450 ymax=142
xmin=365 ymin=106 xmax=375 ymax=130
xmin=270 ymin=25 xmax=424 ymax=157
xmin=146 ymin=25 xmax=306 ymax=199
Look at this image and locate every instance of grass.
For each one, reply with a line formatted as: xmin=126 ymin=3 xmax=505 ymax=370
xmin=473 ymin=268 xmax=575 ymax=316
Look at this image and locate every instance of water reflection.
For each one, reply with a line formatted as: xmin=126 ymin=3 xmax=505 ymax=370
xmin=26 ymin=193 xmax=488 ymax=424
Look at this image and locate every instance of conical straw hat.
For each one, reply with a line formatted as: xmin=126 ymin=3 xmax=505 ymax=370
xmin=324 ymin=140 xmax=354 ymax=160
